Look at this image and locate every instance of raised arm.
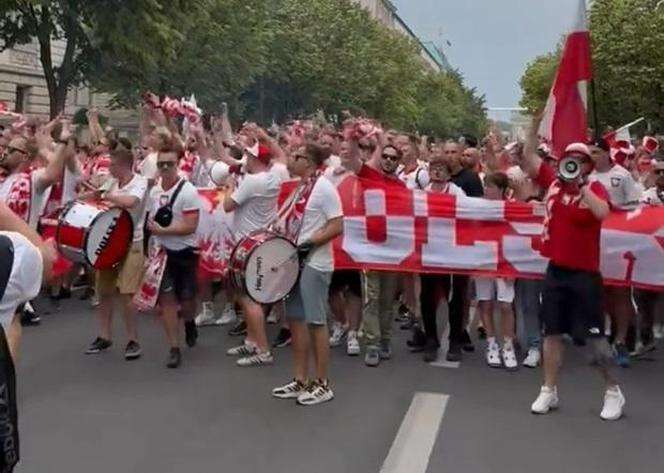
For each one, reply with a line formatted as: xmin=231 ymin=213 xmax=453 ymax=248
xmin=521 ymin=115 xmax=544 ymax=179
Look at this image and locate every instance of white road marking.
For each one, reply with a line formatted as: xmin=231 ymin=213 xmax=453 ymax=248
xmin=380 ymin=392 xmax=450 ymax=473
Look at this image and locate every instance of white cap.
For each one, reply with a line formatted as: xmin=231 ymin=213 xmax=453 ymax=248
xmin=564 ymin=142 xmax=591 ymax=158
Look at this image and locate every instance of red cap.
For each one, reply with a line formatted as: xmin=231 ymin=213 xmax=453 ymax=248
xmin=256 ymin=144 xmax=272 ymax=165
xmin=642 ymin=136 xmax=659 ymax=154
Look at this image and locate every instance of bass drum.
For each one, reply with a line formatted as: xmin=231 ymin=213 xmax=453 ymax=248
xmin=56 ymin=200 xmax=133 ymax=270
xmin=229 ymin=230 xmax=300 ymax=304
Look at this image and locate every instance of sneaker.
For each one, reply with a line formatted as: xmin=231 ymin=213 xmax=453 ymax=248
xmin=166 ymin=347 xmax=182 ymax=368
xmin=379 ymin=340 xmax=392 ymax=360
xmin=228 ymin=320 xmax=247 ymax=337
xmin=266 ymin=307 xmax=278 ymax=324
xmin=631 ymin=340 xmax=656 ymax=357
xmin=461 ymin=329 xmax=475 ymax=352
xmin=477 ymin=326 xmax=487 ymax=340
xmin=407 ymin=327 xmax=427 ymax=352
xmin=502 ymin=345 xmax=518 ymax=371
xmin=523 ymin=348 xmax=541 ymax=368
xmin=20 ymin=302 xmax=41 ymax=326
xmin=272 ymin=379 xmax=307 ymax=399
xmin=400 ymin=318 xmax=416 ymax=330
xmin=486 ymin=343 xmax=502 ymax=368
xmin=531 ymin=386 xmax=559 ymax=414
xmin=346 ymin=332 xmax=360 ymax=356
xmin=446 ymin=342 xmax=462 ymax=362
xmin=329 ymin=323 xmax=347 ymax=347
xmin=364 ymin=346 xmax=380 ymax=367
xmin=218 ymin=305 xmax=237 ymax=325
xmin=194 ymin=302 xmax=218 ymax=327
xmin=226 ymin=342 xmax=257 ymax=357
xmin=614 ymin=343 xmax=630 ymax=368
xmin=237 ymin=351 xmax=274 ymax=367
xmin=395 ymin=304 xmax=411 ymax=322
xmin=423 ymin=341 xmax=440 ymax=363
xmin=272 ymin=328 xmax=292 ymax=348
xmin=297 ymin=380 xmax=334 ymax=406
xmin=600 ymin=386 xmax=626 ymax=421
xmin=184 ymin=321 xmax=198 ymax=347
xmin=85 ymin=337 xmax=112 ymax=354
xmin=57 ymin=287 xmax=72 ymax=300
xmin=124 ymin=340 xmax=142 ymax=360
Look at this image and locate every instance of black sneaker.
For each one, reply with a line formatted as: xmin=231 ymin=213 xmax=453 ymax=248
xmin=446 ymin=342 xmax=462 ymax=362
xmin=272 ymin=328 xmax=292 ymax=348
xmin=85 ymin=337 xmax=112 ymax=354
xmin=20 ymin=303 xmax=41 ymax=326
xmin=57 ymin=287 xmax=72 ymax=300
xmin=228 ymin=320 xmax=247 ymax=337
xmin=477 ymin=326 xmax=487 ymax=340
xmin=423 ymin=342 xmax=440 ymax=363
xmin=400 ymin=318 xmax=416 ymax=331
xmin=185 ymin=321 xmax=198 ymax=347
xmin=461 ymin=329 xmax=475 ymax=352
xmin=166 ymin=347 xmax=182 ymax=368
xmin=407 ymin=328 xmax=427 ymax=352
xmin=79 ymin=286 xmax=94 ymax=301
xmin=124 ymin=341 xmax=142 ymax=360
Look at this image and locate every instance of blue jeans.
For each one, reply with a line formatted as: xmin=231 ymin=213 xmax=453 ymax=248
xmin=515 ymin=279 xmax=543 ymax=349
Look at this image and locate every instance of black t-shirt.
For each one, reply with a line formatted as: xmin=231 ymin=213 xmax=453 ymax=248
xmin=451 ymin=168 xmax=484 ymax=197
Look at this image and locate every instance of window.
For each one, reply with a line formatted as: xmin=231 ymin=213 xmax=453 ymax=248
xmin=15 ymin=85 xmax=30 ymax=113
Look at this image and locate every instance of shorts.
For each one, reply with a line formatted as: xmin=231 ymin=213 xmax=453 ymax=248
xmin=329 ymin=270 xmax=362 ymax=298
xmin=475 ymin=277 xmax=515 ymax=303
xmin=95 ymin=242 xmax=145 ymax=296
xmin=540 ymin=264 xmax=604 ymax=340
xmin=286 ymin=265 xmax=332 ymax=326
xmin=159 ymin=247 xmax=199 ymax=302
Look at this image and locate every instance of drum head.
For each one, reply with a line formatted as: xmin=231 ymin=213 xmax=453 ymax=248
xmin=87 ymin=208 xmax=133 ymax=269
xmin=244 ymin=237 xmax=299 ymax=304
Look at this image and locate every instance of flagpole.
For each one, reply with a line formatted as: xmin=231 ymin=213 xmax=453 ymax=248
xmin=590 ymin=78 xmax=600 ymax=141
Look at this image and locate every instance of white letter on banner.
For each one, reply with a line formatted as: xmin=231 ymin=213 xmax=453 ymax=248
xmin=422 ymin=218 xmax=498 ymax=270
xmin=503 ymin=223 xmax=548 ymax=274
xmin=600 ymin=229 xmax=664 ymax=286
xmin=341 ymin=189 xmax=415 ymax=265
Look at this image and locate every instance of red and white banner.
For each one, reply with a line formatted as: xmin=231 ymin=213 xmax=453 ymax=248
xmin=331 ymin=176 xmax=664 ymax=291
xmin=196 ymin=188 xmax=233 ymax=279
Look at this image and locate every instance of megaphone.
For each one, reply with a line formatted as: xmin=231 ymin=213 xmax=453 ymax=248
xmin=558 ymin=156 xmax=582 ymax=183
xmin=209 ymin=161 xmax=230 ymax=187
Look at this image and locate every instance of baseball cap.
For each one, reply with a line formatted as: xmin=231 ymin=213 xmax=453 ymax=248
xmin=564 ymin=142 xmax=591 ymax=159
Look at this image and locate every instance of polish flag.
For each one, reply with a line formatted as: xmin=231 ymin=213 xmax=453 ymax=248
xmin=538 ymin=0 xmax=592 ymax=159
xmin=603 ymin=117 xmax=643 ymax=164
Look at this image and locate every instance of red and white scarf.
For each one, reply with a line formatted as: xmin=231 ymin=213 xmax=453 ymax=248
xmin=0 ymin=171 xmax=32 ymax=222
xmin=133 ymin=244 xmax=168 ymax=312
xmin=275 ymin=168 xmax=324 ymax=241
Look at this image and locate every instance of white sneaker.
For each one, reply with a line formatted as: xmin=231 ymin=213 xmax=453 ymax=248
xmin=218 ymin=304 xmax=237 ymax=326
xmin=195 ymin=302 xmax=218 ymax=327
xmin=531 ymin=386 xmax=559 ymax=414
xmin=600 ymin=386 xmax=625 ymax=421
xmin=523 ymin=348 xmax=541 ymax=368
xmin=226 ymin=342 xmax=257 ymax=357
xmin=329 ymin=323 xmax=347 ymax=347
xmin=502 ymin=345 xmax=518 ymax=371
xmin=266 ymin=310 xmax=278 ymax=325
xmin=347 ymin=331 xmax=360 ymax=356
xmin=272 ymin=379 xmax=307 ymax=399
xmin=486 ymin=343 xmax=502 ymax=368
xmin=237 ymin=351 xmax=274 ymax=367
xmin=297 ymin=380 xmax=334 ymax=406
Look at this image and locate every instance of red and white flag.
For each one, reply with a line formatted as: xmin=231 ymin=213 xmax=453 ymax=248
xmin=603 ymin=117 xmax=643 ymax=164
xmin=538 ymin=0 xmax=592 ymax=159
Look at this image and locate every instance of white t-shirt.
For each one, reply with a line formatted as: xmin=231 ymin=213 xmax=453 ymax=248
xmin=298 ymin=177 xmax=343 ymax=272
xmin=641 ymin=187 xmax=664 ymax=206
xmin=139 ymin=152 xmax=159 ymax=181
xmin=105 ymin=174 xmax=149 ymax=242
xmin=149 ymin=179 xmax=200 ymax=250
xmin=590 ymin=165 xmax=642 ymax=209
xmin=424 ymin=181 xmax=467 ymax=197
xmin=0 ymin=170 xmax=52 ymax=229
xmin=270 ymin=162 xmax=291 ymax=182
xmin=230 ymin=170 xmax=283 ymax=240
xmin=0 ymin=231 xmax=43 ymax=329
xmin=398 ymin=163 xmax=429 ymax=190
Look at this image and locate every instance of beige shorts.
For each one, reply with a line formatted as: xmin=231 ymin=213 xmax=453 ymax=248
xmin=96 ymin=242 xmax=145 ymax=296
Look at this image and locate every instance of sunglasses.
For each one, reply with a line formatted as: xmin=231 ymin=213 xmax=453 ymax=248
xmin=6 ymin=146 xmax=27 ymax=155
xmin=294 ymin=154 xmax=308 ymax=161
xmin=381 ymin=153 xmax=400 ymax=162
xmin=157 ymin=161 xmax=177 ymax=169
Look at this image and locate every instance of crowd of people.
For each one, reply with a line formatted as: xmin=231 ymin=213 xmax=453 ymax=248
xmin=1 ymin=97 xmax=663 ymax=419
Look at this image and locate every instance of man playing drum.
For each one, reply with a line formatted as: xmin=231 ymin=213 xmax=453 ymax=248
xmin=82 ymin=148 xmax=149 ymax=360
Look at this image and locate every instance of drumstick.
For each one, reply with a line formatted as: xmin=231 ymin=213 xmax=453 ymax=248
xmin=269 ymin=250 xmax=299 ymax=272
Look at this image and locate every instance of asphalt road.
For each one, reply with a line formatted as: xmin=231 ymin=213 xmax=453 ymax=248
xmin=15 ymin=297 xmax=664 ymax=473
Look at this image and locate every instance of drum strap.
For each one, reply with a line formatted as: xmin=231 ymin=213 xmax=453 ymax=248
xmin=273 ymin=169 xmax=324 ymax=241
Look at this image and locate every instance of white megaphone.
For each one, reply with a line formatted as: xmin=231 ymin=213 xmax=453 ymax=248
xmin=558 ymin=156 xmax=582 ymax=183
xmin=209 ymin=161 xmax=230 ymax=187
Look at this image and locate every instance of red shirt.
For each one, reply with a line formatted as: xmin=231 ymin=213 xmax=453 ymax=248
xmin=535 ymin=163 xmax=609 ymax=273
xmin=358 ymin=164 xmax=405 ymax=187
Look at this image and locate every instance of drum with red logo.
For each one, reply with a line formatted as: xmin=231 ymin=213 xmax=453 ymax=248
xmin=229 ymin=230 xmax=300 ymax=304
xmin=56 ymin=201 xmax=133 ymax=270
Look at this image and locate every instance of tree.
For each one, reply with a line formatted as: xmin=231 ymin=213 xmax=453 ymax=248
xmin=0 ymin=0 xmax=196 ymax=118
xmin=519 ymin=51 xmax=559 ymax=115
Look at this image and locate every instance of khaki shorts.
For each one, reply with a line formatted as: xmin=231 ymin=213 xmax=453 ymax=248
xmin=96 ymin=243 xmax=145 ymax=296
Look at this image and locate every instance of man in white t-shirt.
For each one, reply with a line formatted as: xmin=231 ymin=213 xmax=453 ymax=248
xmin=589 ymin=140 xmax=642 ymax=366
xmin=272 ymin=143 xmax=342 ymax=406
xmin=223 ymin=144 xmax=285 ymax=366
xmin=147 ymin=147 xmax=201 ymax=368
xmin=82 ymin=148 xmax=148 ymax=361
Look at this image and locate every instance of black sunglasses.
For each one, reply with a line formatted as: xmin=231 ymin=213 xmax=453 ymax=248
xmin=294 ymin=154 xmax=308 ymax=161
xmin=6 ymin=146 xmax=27 ymax=155
xmin=381 ymin=153 xmax=400 ymax=162
xmin=157 ymin=161 xmax=177 ymax=169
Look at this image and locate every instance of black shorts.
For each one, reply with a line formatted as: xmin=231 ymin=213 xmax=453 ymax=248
xmin=540 ymin=264 xmax=604 ymax=340
xmin=329 ymin=270 xmax=362 ymax=298
xmin=160 ymin=247 xmax=199 ymax=302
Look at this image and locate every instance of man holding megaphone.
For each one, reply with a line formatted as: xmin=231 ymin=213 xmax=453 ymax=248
xmin=518 ymin=117 xmax=626 ymax=422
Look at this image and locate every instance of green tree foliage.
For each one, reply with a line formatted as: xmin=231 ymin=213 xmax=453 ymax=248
xmin=519 ymin=0 xmax=664 ymax=130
